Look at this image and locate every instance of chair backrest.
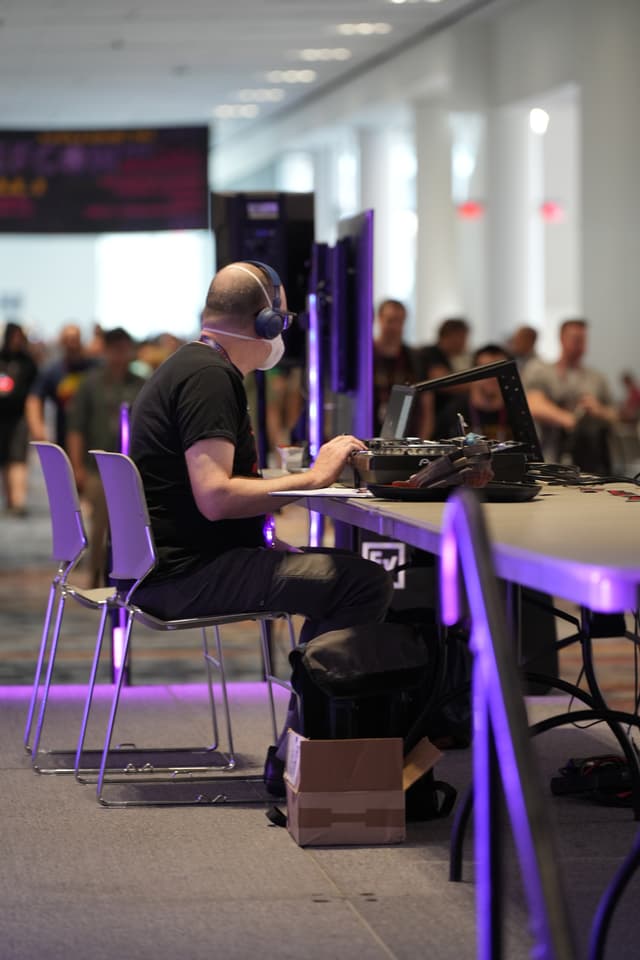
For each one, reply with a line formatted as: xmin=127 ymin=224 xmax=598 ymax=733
xmin=32 ymin=441 xmax=87 ymax=564
xmin=90 ymin=450 xmax=156 ymax=584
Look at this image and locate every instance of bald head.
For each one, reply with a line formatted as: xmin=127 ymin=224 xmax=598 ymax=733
xmin=202 ymin=262 xmax=276 ymax=333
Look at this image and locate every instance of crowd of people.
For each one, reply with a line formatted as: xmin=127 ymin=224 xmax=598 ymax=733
xmin=1 ymin=295 xmax=638 ymax=572
xmin=373 ymin=303 xmax=636 ymax=476
xmin=0 ymin=321 xmax=186 ymax=576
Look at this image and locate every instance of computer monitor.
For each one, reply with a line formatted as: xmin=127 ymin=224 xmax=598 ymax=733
xmin=329 ymin=210 xmax=374 ymax=439
xmin=387 ymin=359 xmax=544 ymax=461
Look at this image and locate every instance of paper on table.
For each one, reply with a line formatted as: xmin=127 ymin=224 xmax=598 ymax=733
xmin=269 ymin=487 xmax=373 ymax=498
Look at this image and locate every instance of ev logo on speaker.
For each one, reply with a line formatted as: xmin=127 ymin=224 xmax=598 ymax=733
xmin=361 ymin=541 xmax=406 ymax=589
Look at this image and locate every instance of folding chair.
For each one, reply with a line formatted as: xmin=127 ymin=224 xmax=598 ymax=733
xmin=78 ymin=449 xmax=296 ymax=806
xmin=24 ymin=441 xmax=116 ymax=773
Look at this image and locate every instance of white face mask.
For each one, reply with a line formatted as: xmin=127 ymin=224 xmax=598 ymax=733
xmin=201 ymin=327 xmax=285 ymax=371
xmin=256 ymin=334 xmax=285 ymax=370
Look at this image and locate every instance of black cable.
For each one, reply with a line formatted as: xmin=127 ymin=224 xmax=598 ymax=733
xmin=526 ymin=462 xmax=640 ymax=488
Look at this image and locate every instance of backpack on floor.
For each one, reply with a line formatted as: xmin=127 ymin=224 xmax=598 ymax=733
xmin=289 ymin=621 xmax=457 ymax=821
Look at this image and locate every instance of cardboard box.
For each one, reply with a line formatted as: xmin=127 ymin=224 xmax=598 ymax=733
xmin=285 ymin=733 xmax=443 ymax=847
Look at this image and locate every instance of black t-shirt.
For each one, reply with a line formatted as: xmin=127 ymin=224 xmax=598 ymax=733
xmin=129 ymin=342 xmax=265 ymax=581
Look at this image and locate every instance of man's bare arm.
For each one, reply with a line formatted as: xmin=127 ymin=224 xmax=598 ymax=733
xmin=186 ymin=434 xmax=366 ymax=522
xmin=526 ymin=388 xmax=576 ymax=430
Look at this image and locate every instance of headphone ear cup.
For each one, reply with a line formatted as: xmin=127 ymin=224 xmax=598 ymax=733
xmin=255 ymin=307 xmax=284 ymax=340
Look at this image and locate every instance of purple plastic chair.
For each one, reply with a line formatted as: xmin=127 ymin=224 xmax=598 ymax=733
xmin=80 ymin=450 xmax=296 ymax=806
xmin=24 ymin=442 xmax=116 ymax=772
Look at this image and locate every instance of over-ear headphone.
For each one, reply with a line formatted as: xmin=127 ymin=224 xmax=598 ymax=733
xmin=230 ymin=260 xmax=288 ymax=339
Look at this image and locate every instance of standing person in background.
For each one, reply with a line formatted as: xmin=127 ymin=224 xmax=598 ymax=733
xmin=507 ymin=325 xmax=538 ymax=372
xmin=25 ymin=323 xmax=98 ymax=448
xmin=67 ymin=328 xmax=145 ymax=587
xmin=0 ymin=322 xmax=39 ymax=516
xmin=418 ymin=317 xmax=471 ymax=381
xmin=417 ymin=317 xmax=472 ymax=430
xmin=373 ymin=299 xmax=432 ymax=437
xmin=523 ymin=318 xmax=618 ymax=474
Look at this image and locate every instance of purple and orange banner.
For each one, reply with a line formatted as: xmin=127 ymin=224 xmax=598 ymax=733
xmin=0 ymin=125 xmax=209 ymax=233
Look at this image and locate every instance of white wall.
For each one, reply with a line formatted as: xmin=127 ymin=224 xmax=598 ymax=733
xmin=0 ymin=235 xmax=96 ymax=339
xmin=0 ymin=230 xmax=214 ymax=343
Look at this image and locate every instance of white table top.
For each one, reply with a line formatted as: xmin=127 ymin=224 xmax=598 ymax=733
xmin=299 ymin=483 xmax=640 ymax=613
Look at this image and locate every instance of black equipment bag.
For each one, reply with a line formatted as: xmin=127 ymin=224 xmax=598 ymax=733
xmin=289 ymin=621 xmax=457 ymax=821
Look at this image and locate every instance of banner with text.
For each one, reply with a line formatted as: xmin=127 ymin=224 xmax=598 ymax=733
xmin=0 ymin=126 xmax=209 ymax=233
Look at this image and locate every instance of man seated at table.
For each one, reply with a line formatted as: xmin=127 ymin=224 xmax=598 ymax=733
xmin=128 ymin=260 xmax=394 ymax=789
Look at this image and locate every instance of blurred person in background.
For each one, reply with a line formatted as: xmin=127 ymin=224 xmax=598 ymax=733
xmin=523 ymin=318 xmax=617 ymax=474
xmin=25 ymin=323 xmax=98 ymax=448
xmin=373 ymin=298 xmax=432 ymax=438
xmin=67 ymin=327 xmax=145 ymax=587
xmin=417 ymin=317 xmax=472 ymax=432
xmin=418 ymin=317 xmax=471 ymax=380
xmin=619 ymin=371 xmax=640 ymax=423
xmin=86 ymin=322 xmax=105 ymax=359
xmin=507 ymin=324 xmax=538 ymax=372
xmin=0 ymin=322 xmax=39 ymax=515
xmin=131 ymin=337 xmax=171 ymax=379
xmin=436 ymin=343 xmax=514 ymax=441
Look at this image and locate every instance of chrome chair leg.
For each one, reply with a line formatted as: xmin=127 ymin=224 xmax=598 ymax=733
xmin=212 ymin=624 xmax=236 ymax=767
xmin=200 ymin=627 xmax=221 ymax=751
xmin=97 ymin=614 xmax=134 ymax=804
xmin=260 ymin=616 xmax=297 ymax=745
xmin=75 ymin=602 xmax=111 ymax=781
xmin=30 ymin=591 xmax=68 ymax=770
xmin=260 ymin=621 xmax=280 ymax=744
xmin=23 ymin=580 xmax=58 ymax=753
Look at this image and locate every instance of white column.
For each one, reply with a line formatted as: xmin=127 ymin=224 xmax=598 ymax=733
xmin=580 ymin=0 xmax=640 ymax=390
xmin=486 ymin=105 xmax=533 ymax=344
xmin=413 ymin=102 xmax=457 ymax=343
xmin=356 ymin=127 xmax=395 ymax=307
xmin=274 ymin=151 xmax=314 ymax=194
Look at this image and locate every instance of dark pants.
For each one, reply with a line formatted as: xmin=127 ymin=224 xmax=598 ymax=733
xmin=132 ymin=547 xmax=394 ymax=755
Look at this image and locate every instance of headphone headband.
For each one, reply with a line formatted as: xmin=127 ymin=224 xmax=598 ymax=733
xmin=227 ymin=259 xmax=289 ymax=340
xmin=242 ymin=260 xmax=283 ymax=311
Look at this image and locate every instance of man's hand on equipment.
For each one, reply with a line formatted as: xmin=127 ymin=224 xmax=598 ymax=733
xmin=308 ymin=434 xmax=367 ymax=487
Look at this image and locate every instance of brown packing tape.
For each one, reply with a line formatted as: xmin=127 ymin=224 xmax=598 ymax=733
xmin=402 ymin=737 xmax=443 ymax=791
xmin=286 ymin=785 xmax=406 ymax=846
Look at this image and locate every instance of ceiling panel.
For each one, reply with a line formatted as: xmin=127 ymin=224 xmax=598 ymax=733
xmin=0 ymin=0 xmax=489 ymax=130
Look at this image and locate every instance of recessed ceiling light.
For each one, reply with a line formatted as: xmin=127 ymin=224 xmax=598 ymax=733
xmin=529 ymin=108 xmax=550 ymax=135
xmin=336 ymin=22 xmax=392 ymax=36
xmin=265 ymin=69 xmax=317 ymax=84
xmin=297 ymin=48 xmax=352 ymax=62
xmin=213 ymin=104 xmax=260 ymax=119
xmin=237 ymin=88 xmax=285 ymax=102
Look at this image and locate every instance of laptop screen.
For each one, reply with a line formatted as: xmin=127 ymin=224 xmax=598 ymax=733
xmin=379 ymin=384 xmax=416 ymax=439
